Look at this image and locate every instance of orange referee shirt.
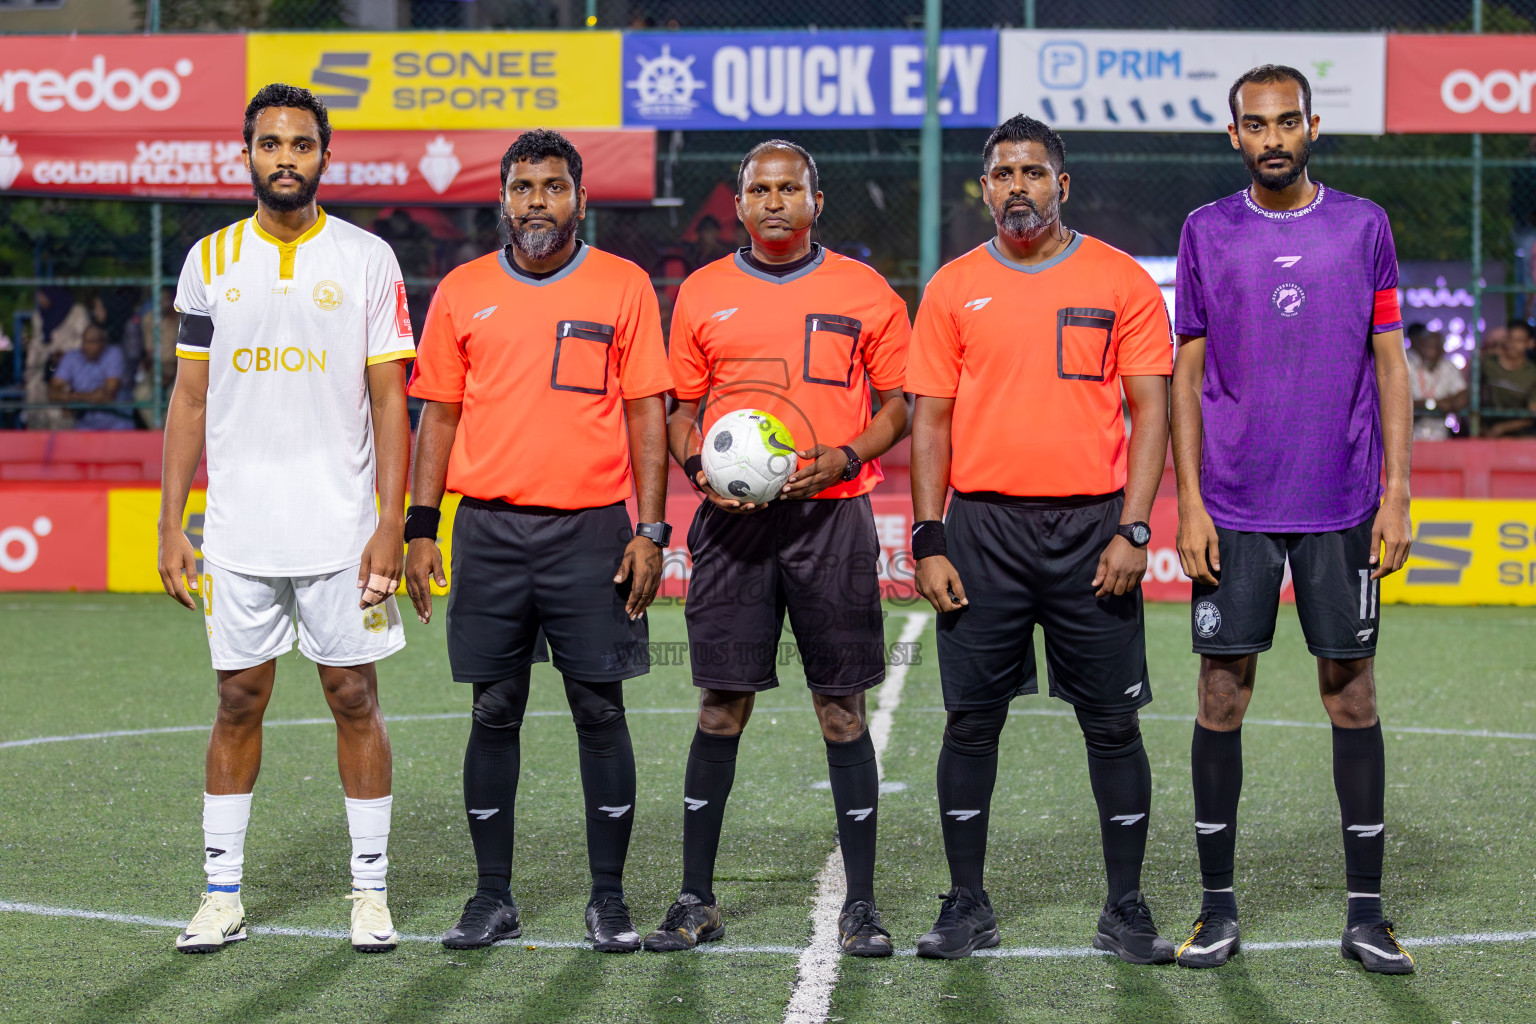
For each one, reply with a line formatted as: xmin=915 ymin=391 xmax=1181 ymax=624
xmin=409 ymin=243 xmax=672 ymax=508
xmin=670 ymin=246 xmax=910 ymax=500
xmin=907 ymin=234 xmax=1172 ymax=497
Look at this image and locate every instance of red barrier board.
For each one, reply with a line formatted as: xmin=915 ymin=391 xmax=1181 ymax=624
xmin=0 ymin=129 xmax=655 ymax=203
xmin=0 ymin=486 xmax=108 ymax=591
xmin=0 ymin=35 xmax=246 ymax=133
xmin=1386 ymin=35 xmax=1536 ymax=133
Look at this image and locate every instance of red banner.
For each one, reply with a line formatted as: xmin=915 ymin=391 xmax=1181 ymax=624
xmin=0 ymin=35 xmax=246 ymax=133
xmin=0 ymin=128 xmax=656 ymax=203
xmin=1386 ymin=35 xmax=1536 ymax=133
xmin=0 ymin=487 xmax=108 ymax=592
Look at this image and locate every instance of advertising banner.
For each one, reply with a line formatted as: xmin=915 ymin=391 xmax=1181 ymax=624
xmin=1381 ymin=500 xmax=1536 ymax=606
xmin=998 ymin=30 xmax=1386 ymax=134
xmin=1386 ymin=35 xmax=1536 ymax=134
xmin=620 ymin=30 xmax=998 ymax=129
xmin=0 ymin=34 xmax=246 ymax=132
xmin=246 ymin=32 xmax=622 ymax=130
xmin=0 ymin=129 xmax=655 ymax=203
xmin=0 ymin=487 xmax=108 ymax=592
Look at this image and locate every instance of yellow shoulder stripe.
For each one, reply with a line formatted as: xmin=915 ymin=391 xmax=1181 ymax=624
xmin=215 ymin=226 xmax=229 ymax=278
xmin=231 ymin=219 xmax=245 ymax=264
xmin=200 ymin=234 xmax=213 ymax=286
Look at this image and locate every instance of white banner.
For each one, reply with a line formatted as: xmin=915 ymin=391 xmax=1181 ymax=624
xmin=998 ymin=31 xmax=1386 ymax=135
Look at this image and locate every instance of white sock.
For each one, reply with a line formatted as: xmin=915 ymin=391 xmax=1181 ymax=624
xmin=345 ymin=795 xmax=392 ymax=890
xmin=203 ymin=792 xmax=253 ymax=890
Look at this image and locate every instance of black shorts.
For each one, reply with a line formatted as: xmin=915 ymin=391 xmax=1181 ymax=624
xmin=446 ymin=500 xmax=648 ymax=683
xmin=936 ymin=492 xmax=1151 ymax=714
xmin=1191 ymin=516 xmax=1380 ymax=660
xmin=684 ymin=494 xmax=885 ymax=696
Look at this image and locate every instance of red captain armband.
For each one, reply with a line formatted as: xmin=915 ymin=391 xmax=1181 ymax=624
xmin=1372 ymin=289 xmax=1403 ymax=333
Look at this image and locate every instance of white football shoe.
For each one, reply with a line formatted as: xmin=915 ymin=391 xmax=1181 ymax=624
xmin=176 ymin=890 xmax=248 ymax=953
xmin=348 ymin=888 xmax=399 ymax=952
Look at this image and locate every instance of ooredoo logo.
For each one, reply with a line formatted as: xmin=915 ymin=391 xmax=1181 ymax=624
xmin=0 ymin=516 xmax=52 ymax=575
xmin=1440 ymin=67 xmax=1536 ymax=115
xmin=0 ymin=56 xmax=194 ymax=115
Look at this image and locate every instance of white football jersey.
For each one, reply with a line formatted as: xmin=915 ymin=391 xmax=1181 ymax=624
xmin=174 ymin=209 xmax=415 ymax=576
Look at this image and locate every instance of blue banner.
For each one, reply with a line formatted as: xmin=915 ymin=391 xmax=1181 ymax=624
xmin=621 ymin=30 xmax=998 ymax=129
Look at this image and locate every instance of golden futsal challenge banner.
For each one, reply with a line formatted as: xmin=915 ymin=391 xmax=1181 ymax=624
xmin=245 ymin=31 xmax=623 ymax=130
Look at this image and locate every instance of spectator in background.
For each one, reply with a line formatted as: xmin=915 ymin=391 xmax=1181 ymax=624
xmin=1406 ymin=322 xmax=1467 ymax=440
xmin=1510 ymin=319 xmax=1536 ymax=366
xmin=23 ymin=286 xmax=92 ymax=431
xmin=1483 ymin=322 xmax=1536 ymax=437
xmin=49 ymin=323 xmax=134 ymax=430
xmin=686 ymin=215 xmax=734 ymax=269
xmin=129 ymin=287 xmax=182 ymax=416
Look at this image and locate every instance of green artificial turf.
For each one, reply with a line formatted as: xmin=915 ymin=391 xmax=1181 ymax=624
xmin=1 ymin=594 xmax=1532 ymax=1023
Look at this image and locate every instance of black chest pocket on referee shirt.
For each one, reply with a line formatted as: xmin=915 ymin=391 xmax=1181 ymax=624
xmin=551 ymin=320 xmax=615 ymax=395
xmin=803 ymin=313 xmax=862 ymax=387
xmin=1057 ymin=307 xmax=1116 ymax=382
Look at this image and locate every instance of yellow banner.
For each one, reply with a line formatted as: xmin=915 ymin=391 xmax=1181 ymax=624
xmin=246 ymin=32 xmax=621 ymax=130
xmin=1381 ymin=499 xmax=1536 ymax=605
xmin=107 ymin=489 xmax=462 ymax=597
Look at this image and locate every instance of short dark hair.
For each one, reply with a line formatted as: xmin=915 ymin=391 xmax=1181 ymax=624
xmin=1406 ymin=322 xmax=1429 ymax=341
xmin=737 ymin=139 xmax=818 ymax=194
xmin=243 ymin=83 xmax=331 ymax=152
xmin=1228 ymin=64 xmax=1312 ymax=123
xmin=983 ymin=114 xmax=1066 ymax=175
xmin=500 ymin=129 xmax=583 ymax=192
xmin=1508 ymin=318 xmax=1534 ymax=335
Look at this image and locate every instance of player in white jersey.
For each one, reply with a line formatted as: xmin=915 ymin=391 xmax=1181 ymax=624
xmin=156 ymin=85 xmax=416 ymax=955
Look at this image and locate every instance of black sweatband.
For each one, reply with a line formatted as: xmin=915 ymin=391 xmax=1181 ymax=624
xmin=404 ymin=505 xmax=441 ymax=542
xmin=684 ymin=454 xmax=704 ymax=487
xmin=911 ymin=520 xmax=946 ymax=560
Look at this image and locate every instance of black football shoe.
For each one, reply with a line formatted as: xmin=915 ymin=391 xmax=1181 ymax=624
xmin=441 ymin=892 xmax=521 ymax=950
xmin=1093 ymin=890 xmax=1176 ymax=965
xmin=585 ymin=895 xmax=642 ymax=953
xmin=642 ymin=892 xmax=725 ymax=952
xmin=916 ymin=887 xmax=1000 ymax=959
xmin=1175 ymin=910 xmax=1241 ymax=968
xmin=1342 ymin=920 xmax=1415 ymax=974
xmin=839 ymin=900 xmax=894 ymax=958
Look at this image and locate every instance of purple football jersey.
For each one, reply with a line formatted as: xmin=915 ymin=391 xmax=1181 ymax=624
xmin=1175 ymin=184 xmax=1402 ymax=533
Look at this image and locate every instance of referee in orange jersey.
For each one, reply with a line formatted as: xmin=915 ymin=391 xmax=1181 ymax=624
xmin=642 ymin=140 xmax=910 ymax=958
xmin=403 ymin=130 xmax=672 ymax=954
xmin=907 ymin=115 xmax=1175 ymax=962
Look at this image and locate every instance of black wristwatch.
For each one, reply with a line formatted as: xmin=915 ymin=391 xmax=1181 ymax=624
xmin=837 ymin=445 xmax=863 ymax=482
xmin=636 ymin=521 xmax=672 ymax=546
xmin=1116 ymin=522 xmax=1152 ymax=548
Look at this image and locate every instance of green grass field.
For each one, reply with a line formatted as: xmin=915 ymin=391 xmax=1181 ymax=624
xmin=1 ymin=594 xmax=1534 ymax=1024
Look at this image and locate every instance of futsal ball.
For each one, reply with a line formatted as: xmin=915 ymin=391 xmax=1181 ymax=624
xmin=701 ymin=409 xmax=797 ymax=505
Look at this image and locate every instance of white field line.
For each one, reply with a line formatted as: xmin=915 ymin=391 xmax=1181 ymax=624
xmin=782 ymin=611 xmax=930 ymax=1024
xmin=2 ymin=899 xmax=1531 ymax=960
xmin=0 ymin=707 xmax=810 ymax=751
xmin=903 ymin=707 xmax=1536 ymax=743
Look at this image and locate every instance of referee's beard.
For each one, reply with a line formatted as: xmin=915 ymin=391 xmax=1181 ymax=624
xmin=504 ymin=208 xmax=578 ymax=262
xmin=994 ymin=194 xmax=1059 ymax=243
xmin=251 ymin=168 xmax=320 ymax=214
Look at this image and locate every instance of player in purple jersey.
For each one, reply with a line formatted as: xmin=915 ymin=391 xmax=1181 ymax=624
xmin=1169 ymin=65 xmax=1415 ymax=975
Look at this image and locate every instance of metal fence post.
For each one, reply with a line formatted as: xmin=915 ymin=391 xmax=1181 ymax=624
xmin=150 ymin=202 xmax=164 ymax=428
xmin=918 ymin=0 xmax=942 ymax=290
xmin=1469 ymin=0 xmax=1484 ymax=434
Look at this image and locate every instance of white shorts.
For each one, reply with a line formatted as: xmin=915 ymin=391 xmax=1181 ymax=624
xmin=201 ymin=560 xmax=406 ymax=671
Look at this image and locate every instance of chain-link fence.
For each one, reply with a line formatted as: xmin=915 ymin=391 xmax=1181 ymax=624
xmin=5 ymin=3 xmax=1535 ymax=433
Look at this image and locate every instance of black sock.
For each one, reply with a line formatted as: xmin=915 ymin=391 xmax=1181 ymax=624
xmin=1191 ymin=723 xmax=1244 ymax=907
xmin=825 ymin=730 xmax=879 ymax=908
xmin=1334 ymin=721 xmax=1386 ymax=926
xmin=464 ymin=672 xmax=530 ymax=900
xmin=566 ymin=677 xmax=635 ymax=902
xmin=937 ymin=706 xmax=1006 ymax=895
xmin=1078 ymin=708 xmax=1151 ymax=905
xmin=681 ymin=727 xmax=740 ymax=904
